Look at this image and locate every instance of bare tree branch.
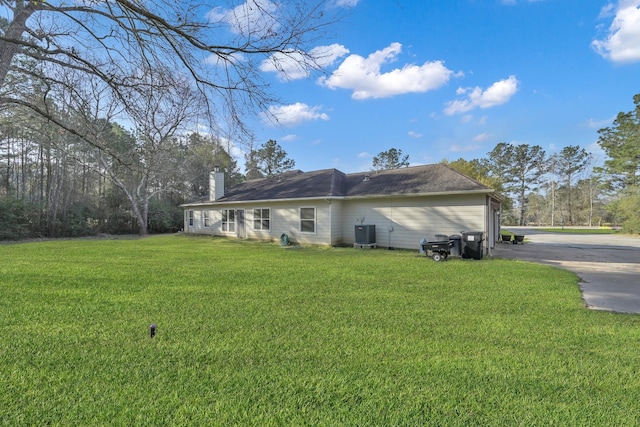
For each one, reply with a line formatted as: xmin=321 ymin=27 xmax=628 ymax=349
xmin=0 ymin=0 xmax=343 ymax=141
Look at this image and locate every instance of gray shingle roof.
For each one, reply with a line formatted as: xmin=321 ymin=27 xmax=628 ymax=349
xmin=186 ymin=164 xmax=493 ymax=205
xmin=345 ymin=164 xmax=490 ymax=197
xmin=220 ymin=168 xmax=347 ymax=201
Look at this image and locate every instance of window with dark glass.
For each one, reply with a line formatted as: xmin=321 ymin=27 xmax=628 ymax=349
xmin=253 ymin=208 xmax=270 ymax=231
xmin=300 ymin=207 xmax=315 ymax=233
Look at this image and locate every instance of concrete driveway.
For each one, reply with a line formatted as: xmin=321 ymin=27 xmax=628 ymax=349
xmin=492 ymin=227 xmax=640 ymax=314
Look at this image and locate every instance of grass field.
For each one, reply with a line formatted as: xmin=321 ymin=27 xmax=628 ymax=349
xmin=1 ymin=235 xmax=639 ymax=425
xmin=536 ymin=227 xmax=620 ymax=234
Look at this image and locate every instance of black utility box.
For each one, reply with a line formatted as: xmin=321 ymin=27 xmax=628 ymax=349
xmin=355 ymin=225 xmax=376 ymax=244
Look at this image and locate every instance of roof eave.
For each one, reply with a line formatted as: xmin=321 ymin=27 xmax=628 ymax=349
xmin=180 ymin=189 xmax=495 ymax=207
xmin=180 ymin=195 xmax=344 ymax=207
xmin=344 ymin=189 xmax=495 ymax=200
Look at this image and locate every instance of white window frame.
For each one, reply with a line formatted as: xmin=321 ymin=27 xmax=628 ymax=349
xmin=203 ymin=210 xmax=211 ymax=227
xmin=188 ymin=210 xmax=194 ymax=227
xmin=221 ymin=209 xmax=236 ymax=233
xmin=253 ymin=208 xmax=271 ymax=231
xmin=299 ymin=206 xmax=316 ymax=234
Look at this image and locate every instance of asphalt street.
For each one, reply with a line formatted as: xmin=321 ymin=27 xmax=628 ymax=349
xmin=492 ymin=227 xmax=640 ymax=314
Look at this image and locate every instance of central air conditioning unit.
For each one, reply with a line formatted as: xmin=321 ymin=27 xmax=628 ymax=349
xmin=355 ymin=225 xmax=376 ymax=244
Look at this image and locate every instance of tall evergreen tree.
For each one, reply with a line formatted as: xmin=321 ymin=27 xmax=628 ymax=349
xmin=597 ymin=93 xmax=640 ymax=232
xmin=244 ymin=149 xmax=263 ymax=180
xmin=553 ymin=145 xmax=589 ymax=225
xmin=486 ymin=142 xmax=546 ymax=226
xmin=597 ymin=94 xmax=640 ymax=190
xmin=442 ymin=157 xmax=502 ymax=190
xmin=372 ymin=148 xmax=410 ymax=170
xmin=255 ymin=139 xmax=295 ymax=177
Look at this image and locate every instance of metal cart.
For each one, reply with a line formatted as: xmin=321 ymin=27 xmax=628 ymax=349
xmin=421 ymin=240 xmax=454 ymax=262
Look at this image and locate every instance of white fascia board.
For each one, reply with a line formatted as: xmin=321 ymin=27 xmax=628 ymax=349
xmin=180 ymin=196 xmax=342 ymax=208
xmin=342 ymin=189 xmax=495 ymax=201
xmin=180 ymin=189 xmax=496 ymax=208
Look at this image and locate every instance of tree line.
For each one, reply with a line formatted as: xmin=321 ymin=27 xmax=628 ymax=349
xmin=4 ymin=91 xmax=640 ymax=240
xmin=442 ymin=144 xmax=600 ymax=228
xmin=456 ymin=93 xmax=640 ymax=232
xmin=0 ymin=0 xmax=333 ymax=240
xmin=1 ymin=1 xmax=637 ymax=238
xmin=372 ymin=145 xmax=603 ymax=228
xmin=3 ymin=91 xmax=639 ymax=240
xmin=374 ymin=94 xmax=639 ymax=233
xmin=0 ymin=106 xmax=295 ymax=240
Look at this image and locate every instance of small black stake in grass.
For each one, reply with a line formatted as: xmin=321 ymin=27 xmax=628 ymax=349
xmin=150 ymin=323 xmax=156 ymax=338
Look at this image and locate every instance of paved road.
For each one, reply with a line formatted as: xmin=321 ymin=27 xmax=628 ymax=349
xmin=491 ymin=227 xmax=640 ymax=314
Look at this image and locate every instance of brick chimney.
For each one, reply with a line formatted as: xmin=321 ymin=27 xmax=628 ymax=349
xmin=209 ymin=166 xmax=225 ymax=201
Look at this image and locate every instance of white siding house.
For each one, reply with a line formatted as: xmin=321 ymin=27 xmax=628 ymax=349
xmin=181 ymin=164 xmax=502 ymax=252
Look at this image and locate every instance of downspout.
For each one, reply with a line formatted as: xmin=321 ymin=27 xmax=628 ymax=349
xmin=485 ymin=195 xmax=491 ymax=257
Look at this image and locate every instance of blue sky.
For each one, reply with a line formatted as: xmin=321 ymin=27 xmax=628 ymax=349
xmin=244 ymin=0 xmax=640 ymax=173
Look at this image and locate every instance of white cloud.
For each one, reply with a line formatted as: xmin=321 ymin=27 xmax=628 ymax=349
xmin=208 ymin=0 xmax=279 ymax=36
xmin=228 ymin=142 xmax=245 ymax=161
xmin=260 ymin=44 xmax=350 ymax=80
xmin=208 ymin=0 xmax=358 ymax=45
xmin=587 ymin=142 xmax=607 ymax=160
xmin=311 ymin=44 xmax=351 ymax=67
xmin=261 ymin=102 xmax=329 ymax=127
xmin=408 ymin=131 xmax=423 ymax=138
xmin=592 ymin=0 xmax=640 ymax=63
xmin=319 ymin=42 xmax=453 ymax=99
xmin=330 ymin=0 xmax=360 ymax=6
xmin=472 ymin=132 xmax=493 ymax=142
xmin=281 ymin=134 xmax=297 ymax=142
xmin=597 ymin=2 xmax=617 ymax=19
xmin=357 ymin=152 xmax=371 ymax=158
xmin=586 ymin=116 xmax=615 ymax=129
xmin=444 ymin=75 xmax=519 ymax=115
xmin=450 ymin=144 xmax=481 ymax=153
xmin=500 ymin=0 xmax=547 ymax=3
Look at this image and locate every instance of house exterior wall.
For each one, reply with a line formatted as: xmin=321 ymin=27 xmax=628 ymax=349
xmin=183 ymin=199 xmax=334 ymax=246
xmin=342 ymin=194 xmax=487 ymax=250
xmin=184 ymin=208 xmax=217 ymax=235
xmin=329 ymin=199 xmax=344 ymax=246
xmin=184 ymin=193 xmax=495 ymax=250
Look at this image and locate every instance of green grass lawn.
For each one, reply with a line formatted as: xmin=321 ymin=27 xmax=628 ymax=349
xmin=536 ymin=227 xmax=620 ymax=234
xmin=1 ymin=235 xmax=639 ymax=425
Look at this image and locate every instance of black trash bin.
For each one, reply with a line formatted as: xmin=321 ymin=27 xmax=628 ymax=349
xmin=449 ymin=234 xmax=462 ymax=257
xmin=461 ymin=231 xmax=484 ymax=260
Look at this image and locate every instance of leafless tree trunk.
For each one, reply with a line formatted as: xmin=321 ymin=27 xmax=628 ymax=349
xmin=0 ymin=2 xmax=40 ymax=87
xmin=71 ymin=66 xmax=198 ymax=235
